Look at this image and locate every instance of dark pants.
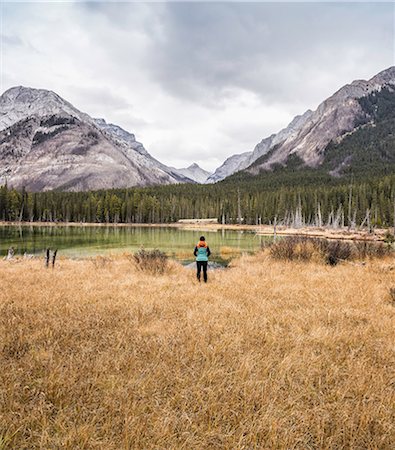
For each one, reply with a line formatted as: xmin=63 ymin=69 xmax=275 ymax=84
xmin=196 ymin=261 xmax=208 ymax=282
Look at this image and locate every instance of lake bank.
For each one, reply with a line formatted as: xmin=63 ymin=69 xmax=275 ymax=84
xmin=0 ymin=224 xmax=264 ymax=262
xmin=0 ymin=220 xmax=391 ymax=241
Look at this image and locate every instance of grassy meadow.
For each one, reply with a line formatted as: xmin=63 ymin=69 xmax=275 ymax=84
xmin=1 ymin=248 xmax=395 ymax=448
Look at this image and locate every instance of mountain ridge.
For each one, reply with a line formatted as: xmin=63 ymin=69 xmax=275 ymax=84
xmin=0 ymin=86 xmax=202 ymax=190
xmin=1 ymin=66 xmax=395 ymax=191
xmin=171 ymin=163 xmax=211 ymax=184
xmin=209 ymin=66 xmax=395 ymax=182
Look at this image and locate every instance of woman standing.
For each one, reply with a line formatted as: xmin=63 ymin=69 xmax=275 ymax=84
xmin=193 ymin=236 xmax=211 ymax=283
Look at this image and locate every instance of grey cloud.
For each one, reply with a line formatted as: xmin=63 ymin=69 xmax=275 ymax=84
xmin=67 ymin=85 xmax=134 ymax=113
xmin=65 ymin=85 xmax=151 ymax=132
xmin=45 ymin=2 xmax=394 ymax=110
xmin=1 ymin=34 xmax=24 ymax=47
xmin=144 ymin=3 xmax=393 ymax=106
xmin=2 ymin=32 xmax=39 ymax=54
xmin=2 ymin=1 xmax=394 ymax=172
xmin=218 ymin=120 xmax=280 ymax=148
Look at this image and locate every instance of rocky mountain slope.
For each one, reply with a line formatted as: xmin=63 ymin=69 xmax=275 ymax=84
xmin=171 ymin=163 xmax=211 ymax=184
xmin=206 ymin=152 xmax=251 ymax=184
xmin=92 ymin=117 xmax=205 ymax=183
xmin=3 ymin=66 xmax=394 ymax=191
xmin=210 ymin=66 xmax=395 ymax=182
xmin=207 ymin=110 xmax=313 ymax=183
xmin=0 ymin=86 xmax=196 ymax=191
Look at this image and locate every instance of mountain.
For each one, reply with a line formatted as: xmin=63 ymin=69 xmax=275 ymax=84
xmin=0 ymin=86 xmax=195 ymax=191
xmin=93 ymin=118 xmax=149 ymax=157
xmin=3 ymin=67 xmax=394 ymax=192
xmin=0 ymin=86 xmax=92 ymax=131
xmin=207 ymin=110 xmax=313 ymax=183
xmin=206 ymin=152 xmax=251 ymax=184
xmin=92 ymin=117 xmax=196 ymax=184
xmin=172 ymin=163 xmax=211 ymax=183
xmin=247 ymin=66 xmax=395 ymax=175
xmin=210 ymin=66 xmax=395 ymax=183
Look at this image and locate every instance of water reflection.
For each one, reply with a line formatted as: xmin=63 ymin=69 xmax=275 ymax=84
xmin=0 ymin=225 xmax=268 ymax=263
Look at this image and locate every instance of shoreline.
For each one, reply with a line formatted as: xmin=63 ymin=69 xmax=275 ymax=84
xmin=0 ymin=220 xmax=391 ymax=242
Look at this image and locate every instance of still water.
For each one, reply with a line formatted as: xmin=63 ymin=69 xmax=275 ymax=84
xmin=0 ymin=225 xmax=267 ymax=263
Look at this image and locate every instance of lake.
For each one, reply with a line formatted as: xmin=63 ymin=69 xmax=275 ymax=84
xmin=0 ymin=225 xmax=268 ymax=263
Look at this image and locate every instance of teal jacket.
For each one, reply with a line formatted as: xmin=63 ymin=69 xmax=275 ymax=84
xmin=194 ymin=243 xmax=211 ymax=262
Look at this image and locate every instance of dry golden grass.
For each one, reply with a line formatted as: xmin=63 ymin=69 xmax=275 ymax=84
xmin=219 ymin=246 xmax=240 ymax=258
xmin=1 ymin=252 xmax=395 ymax=449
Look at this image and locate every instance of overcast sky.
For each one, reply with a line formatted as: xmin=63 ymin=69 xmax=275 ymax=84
xmin=1 ymin=1 xmax=394 ymax=171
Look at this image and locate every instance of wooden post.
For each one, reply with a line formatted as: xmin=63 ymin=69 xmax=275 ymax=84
xmin=52 ymin=249 xmax=58 ymax=268
xmin=273 ymin=216 xmax=277 ymax=243
xmin=45 ymin=248 xmax=50 ymax=268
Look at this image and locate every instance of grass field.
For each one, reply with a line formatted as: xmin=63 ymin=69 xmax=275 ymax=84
xmin=1 ymin=251 xmax=395 ymax=449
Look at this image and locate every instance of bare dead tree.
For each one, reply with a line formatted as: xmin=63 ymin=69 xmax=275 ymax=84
xmin=360 ymin=209 xmax=371 ymax=231
xmin=6 ymin=247 xmax=14 ymax=260
xmin=333 ymin=205 xmax=343 ymax=229
xmin=293 ymin=198 xmax=303 ymax=229
xmin=351 ymin=210 xmax=357 ymax=230
xmin=327 ymin=209 xmax=334 ymax=228
xmin=316 ymin=202 xmax=323 ymax=228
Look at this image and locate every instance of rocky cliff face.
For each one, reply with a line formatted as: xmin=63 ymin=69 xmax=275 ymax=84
xmin=248 ymin=66 xmax=395 ymax=175
xmin=0 ymin=86 xmax=195 ymax=191
xmin=93 ymin=118 xmax=149 ymax=157
xmin=209 ymin=66 xmax=395 ymax=182
xmin=207 ymin=109 xmax=313 ymax=183
xmin=206 ymin=152 xmax=252 ymax=183
xmin=172 ymin=163 xmax=211 ymax=184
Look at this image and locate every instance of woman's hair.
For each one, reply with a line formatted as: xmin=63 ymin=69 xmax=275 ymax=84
xmin=200 ymin=236 xmax=205 ymax=241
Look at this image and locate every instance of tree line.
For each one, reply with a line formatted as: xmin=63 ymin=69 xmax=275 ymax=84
xmin=1 ymin=173 xmax=395 ymax=229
